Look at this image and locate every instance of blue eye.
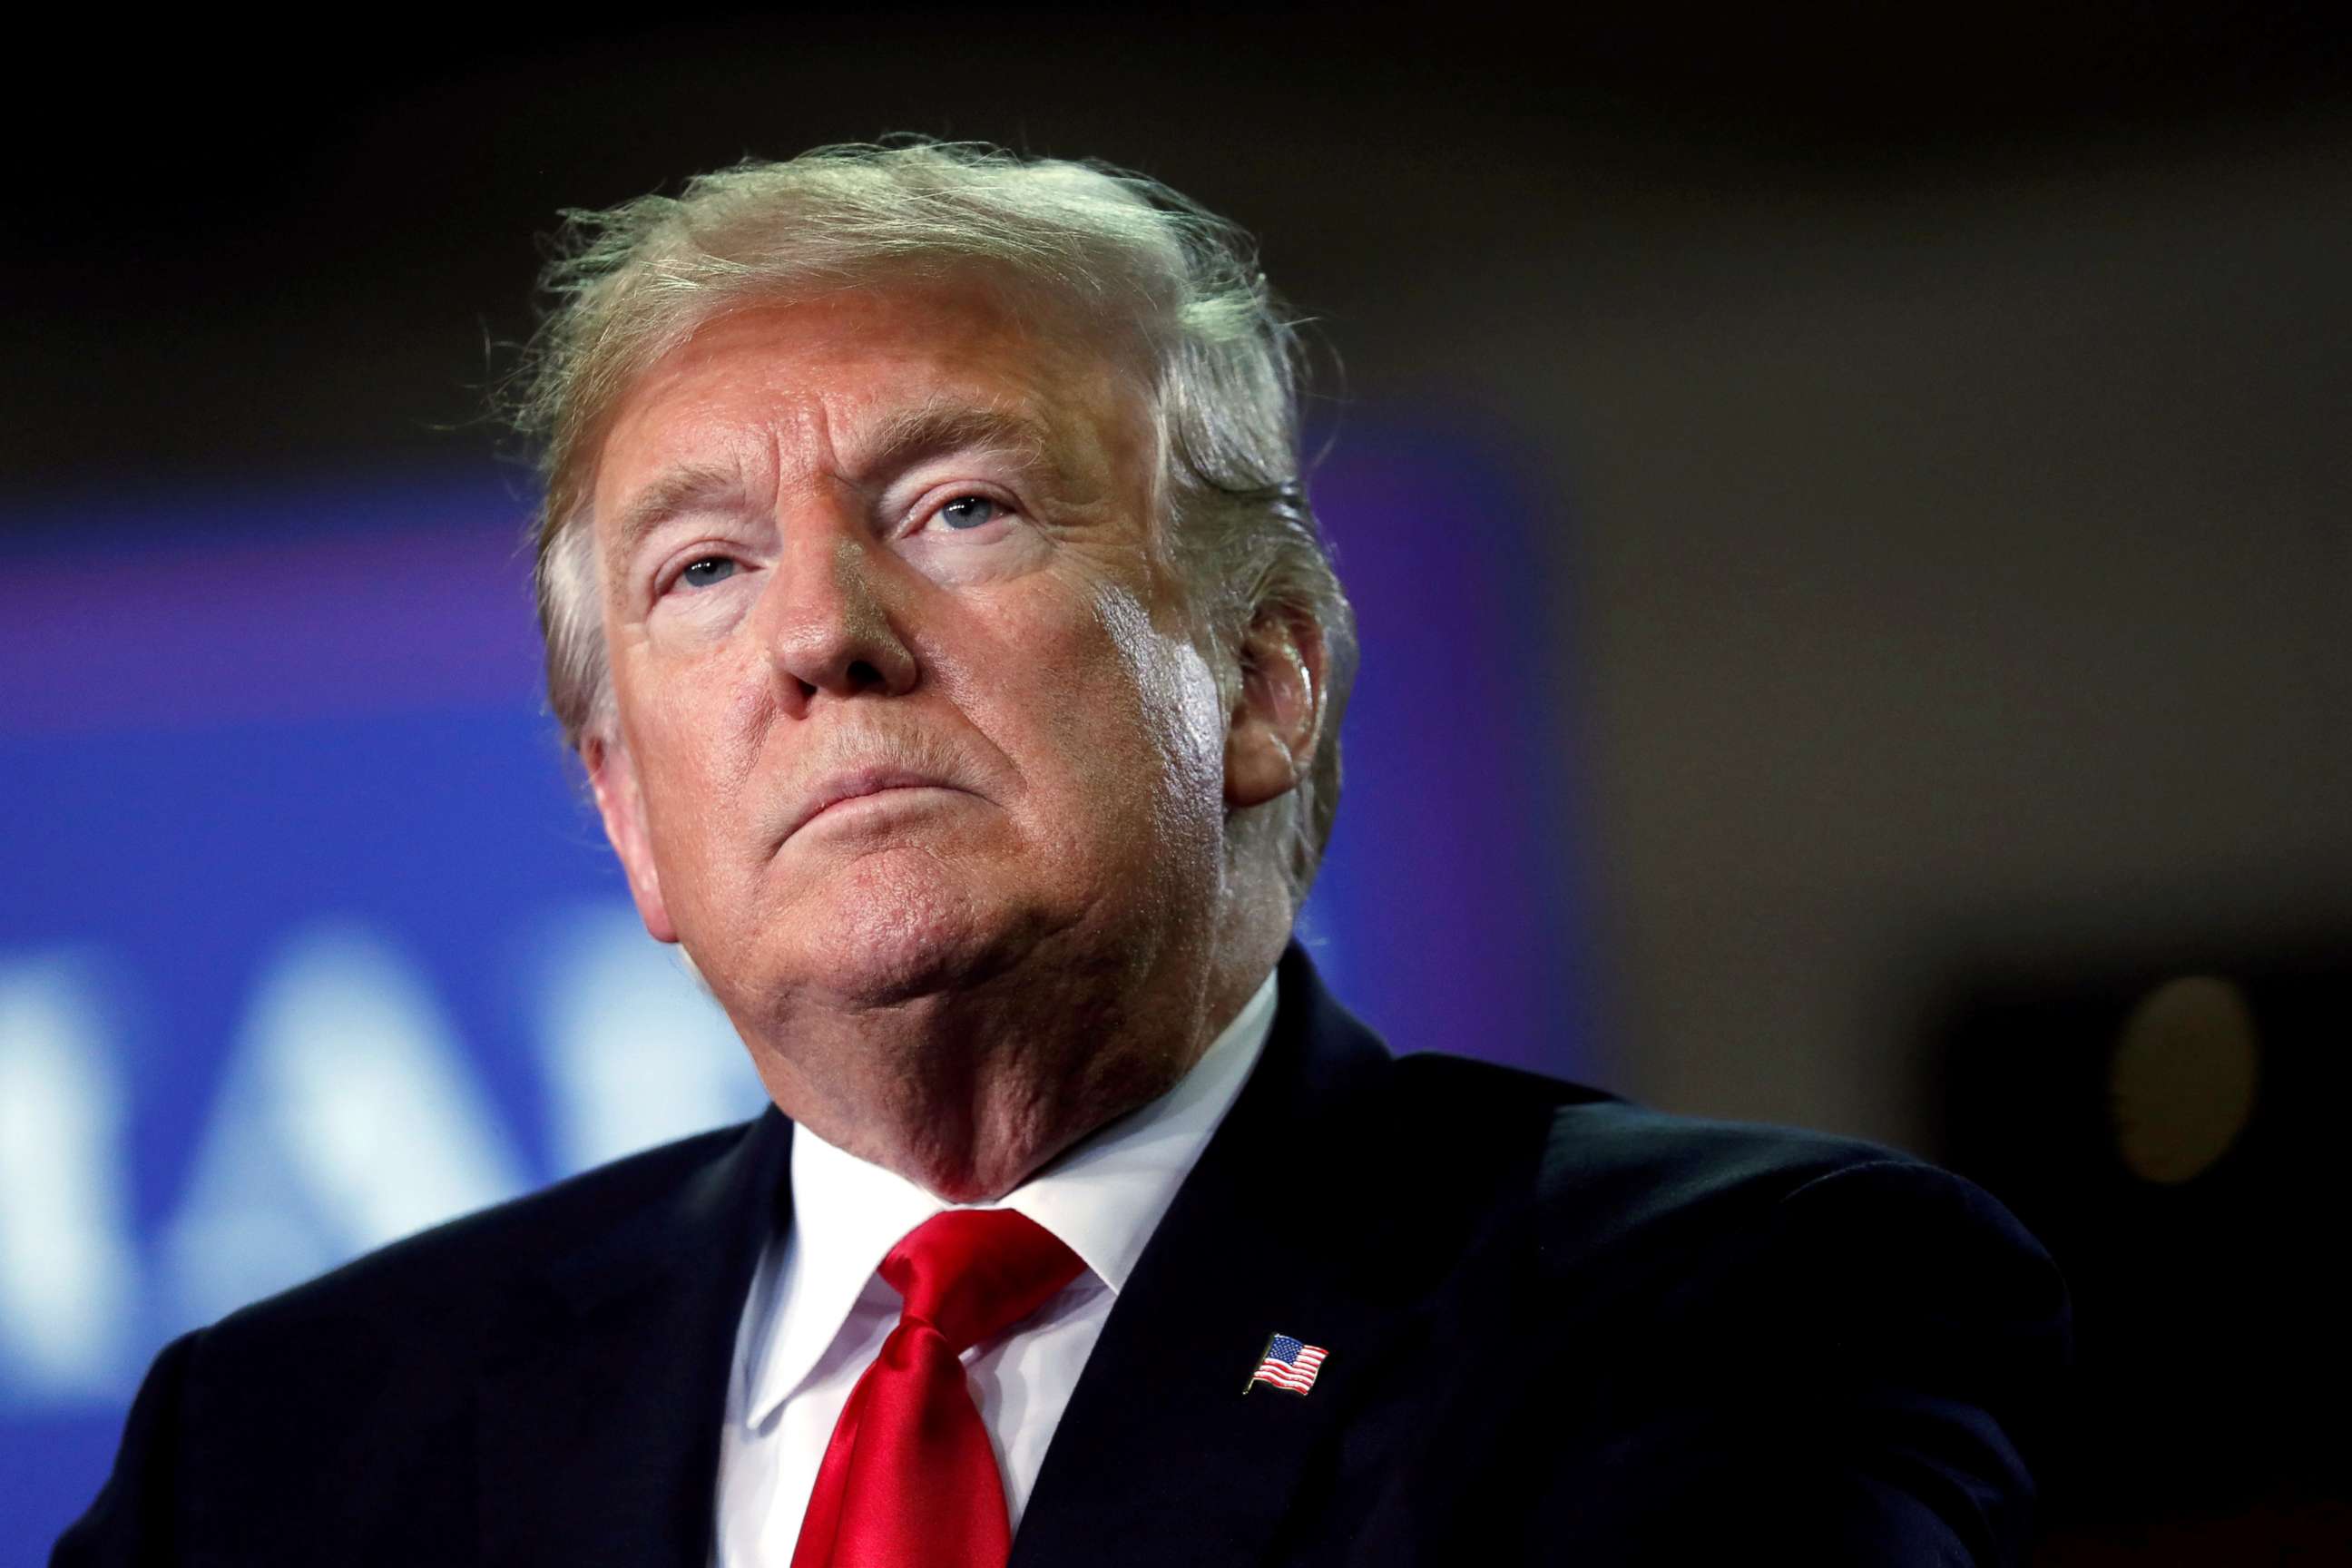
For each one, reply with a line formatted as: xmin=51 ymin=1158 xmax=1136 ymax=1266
xmin=935 ymin=495 xmax=1004 ymax=531
xmin=679 ymin=556 xmax=738 ymax=590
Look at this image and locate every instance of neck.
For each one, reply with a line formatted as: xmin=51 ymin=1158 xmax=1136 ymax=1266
xmin=734 ymin=906 xmax=1287 ymax=1202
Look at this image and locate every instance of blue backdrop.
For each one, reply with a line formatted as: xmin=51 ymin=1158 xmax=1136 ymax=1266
xmin=0 ymin=426 xmax=1596 ymax=1557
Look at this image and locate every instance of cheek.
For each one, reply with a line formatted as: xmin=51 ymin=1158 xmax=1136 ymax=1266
xmin=622 ymin=650 xmax=770 ymax=866
xmin=943 ymin=573 xmax=1222 ymax=857
xmin=1058 ymin=583 xmax=1228 ymax=838
xmin=1136 ymin=640 xmax=1229 ymax=821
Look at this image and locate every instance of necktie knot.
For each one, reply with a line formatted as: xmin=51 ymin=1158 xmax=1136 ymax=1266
xmin=879 ymin=1209 xmax=1083 ymax=1355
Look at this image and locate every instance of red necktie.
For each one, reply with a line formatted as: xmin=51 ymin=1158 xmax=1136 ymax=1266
xmin=790 ymin=1209 xmax=1084 ymax=1568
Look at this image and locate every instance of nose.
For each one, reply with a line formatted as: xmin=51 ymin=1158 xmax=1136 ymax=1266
xmin=758 ymin=521 xmax=918 ymax=715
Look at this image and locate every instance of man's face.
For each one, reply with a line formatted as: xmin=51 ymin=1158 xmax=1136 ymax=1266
xmin=583 ymin=276 xmax=1232 ymax=1020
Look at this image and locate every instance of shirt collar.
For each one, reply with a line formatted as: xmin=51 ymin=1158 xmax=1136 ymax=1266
xmin=736 ymin=967 xmax=1279 ymax=1430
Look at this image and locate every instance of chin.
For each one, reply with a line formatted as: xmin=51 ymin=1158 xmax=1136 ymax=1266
xmin=780 ymin=851 xmax=1036 ymax=1008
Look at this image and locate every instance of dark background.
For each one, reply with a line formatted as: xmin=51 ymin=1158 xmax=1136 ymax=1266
xmin=9 ymin=5 xmax=2349 ymax=1557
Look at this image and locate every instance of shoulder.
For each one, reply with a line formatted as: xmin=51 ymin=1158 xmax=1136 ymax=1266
xmin=1387 ymin=1047 xmax=1906 ymax=1209
xmin=192 ymin=1116 xmax=764 ymax=1372
xmin=55 ymin=1118 xmax=779 ymax=1562
xmin=1382 ymin=1051 xmax=2063 ymax=1318
xmin=1367 ymin=1053 xmax=2068 ymax=1555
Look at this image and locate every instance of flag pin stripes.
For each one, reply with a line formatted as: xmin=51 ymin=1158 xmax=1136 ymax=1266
xmin=1245 ymin=1332 xmax=1328 ymax=1396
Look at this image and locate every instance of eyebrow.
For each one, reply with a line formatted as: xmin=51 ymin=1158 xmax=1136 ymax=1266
xmin=607 ymin=466 xmax=752 ymax=574
xmin=603 ymin=399 xmax=1063 ymax=572
xmin=855 ymin=397 xmax=1059 ymax=480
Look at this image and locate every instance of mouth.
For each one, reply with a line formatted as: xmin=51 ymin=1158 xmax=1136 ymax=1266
xmin=785 ymin=768 xmax=971 ymax=842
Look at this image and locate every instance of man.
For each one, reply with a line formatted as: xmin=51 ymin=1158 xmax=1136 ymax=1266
xmin=57 ymin=142 xmax=2066 ymax=1565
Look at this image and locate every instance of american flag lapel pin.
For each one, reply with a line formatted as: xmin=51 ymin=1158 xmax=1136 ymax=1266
xmin=1244 ymin=1332 xmax=1328 ymax=1396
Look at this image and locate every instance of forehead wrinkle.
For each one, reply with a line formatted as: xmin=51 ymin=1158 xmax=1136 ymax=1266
xmin=603 ymin=404 xmax=820 ymax=583
xmin=844 ymin=389 xmax=1066 ymax=488
xmin=599 ymin=315 xmax=1130 ymax=583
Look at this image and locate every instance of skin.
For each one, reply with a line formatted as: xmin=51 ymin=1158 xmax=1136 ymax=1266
xmin=582 ymin=273 xmax=1326 ymax=1200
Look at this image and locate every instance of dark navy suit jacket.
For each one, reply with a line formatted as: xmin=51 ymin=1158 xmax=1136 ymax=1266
xmin=56 ymin=946 xmax=2069 ymax=1564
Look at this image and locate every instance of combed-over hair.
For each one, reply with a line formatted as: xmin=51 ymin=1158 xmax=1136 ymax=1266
xmin=508 ymin=139 xmax=1357 ymax=902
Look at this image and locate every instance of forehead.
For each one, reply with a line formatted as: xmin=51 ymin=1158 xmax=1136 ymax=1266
xmin=593 ymin=275 xmax=1155 ymax=501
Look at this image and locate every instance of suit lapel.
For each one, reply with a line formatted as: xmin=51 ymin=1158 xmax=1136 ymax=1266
xmin=1012 ymin=947 xmax=1422 ymax=1568
xmin=477 ymin=1109 xmax=792 ymax=1568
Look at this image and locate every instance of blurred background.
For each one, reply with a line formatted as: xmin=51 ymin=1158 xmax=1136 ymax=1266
xmin=4 ymin=5 xmax=2347 ymax=1560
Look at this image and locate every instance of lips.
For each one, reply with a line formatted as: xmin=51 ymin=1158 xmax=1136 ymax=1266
xmin=784 ymin=766 xmax=966 ymax=841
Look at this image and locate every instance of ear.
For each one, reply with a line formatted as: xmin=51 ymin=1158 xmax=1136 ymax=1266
xmin=1224 ymin=603 xmax=1328 ymax=811
xmin=583 ymin=730 xmax=679 ymax=944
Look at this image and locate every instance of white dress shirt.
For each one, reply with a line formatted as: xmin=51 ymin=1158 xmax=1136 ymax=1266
xmin=712 ymin=970 xmax=1280 ymax=1566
